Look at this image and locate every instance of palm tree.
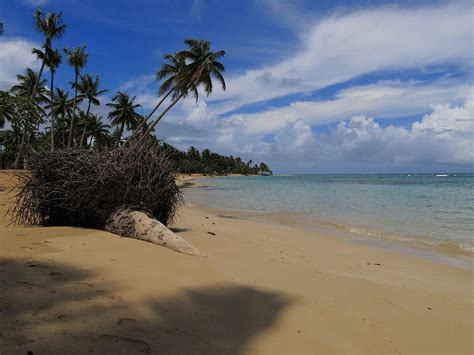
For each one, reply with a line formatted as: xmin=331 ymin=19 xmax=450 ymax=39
xmin=106 ymin=91 xmax=141 ymax=145
xmin=10 ymin=69 xmax=47 ymax=99
xmin=31 ymin=10 xmax=66 ymax=99
xmin=44 ymin=88 xmax=72 ymax=148
xmin=0 ymin=91 xmax=15 ymax=128
xmin=10 ymin=69 xmax=48 ymax=168
xmin=45 ymin=88 xmax=72 ymax=121
xmin=76 ymin=73 xmax=107 ymax=148
xmin=140 ymin=39 xmax=226 ymax=140
xmin=87 ymin=114 xmax=111 ymax=150
xmin=9 ymin=94 xmax=43 ymax=168
xmin=127 ymin=53 xmax=193 ymax=142
xmin=64 ymin=46 xmax=88 ymax=148
xmin=187 ymin=146 xmax=200 ymax=160
xmin=33 ymin=47 xmax=62 ymax=150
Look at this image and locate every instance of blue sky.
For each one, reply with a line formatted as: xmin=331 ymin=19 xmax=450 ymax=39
xmin=0 ymin=0 xmax=473 ymax=173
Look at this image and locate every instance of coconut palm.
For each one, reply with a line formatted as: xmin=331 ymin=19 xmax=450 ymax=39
xmin=33 ymin=47 xmax=62 ymax=150
xmin=10 ymin=69 xmax=48 ymax=168
xmin=0 ymin=91 xmax=15 ymax=128
xmin=87 ymin=114 xmax=111 ymax=149
xmin=10 ymin=69 xmax=47 ymax=100
xmin=106 ymin=91 xmax=141 ymax=145
xmin=180 ymin=38 xmax=226 ymax=95
xmin=45 ymin=88 xmax=72 ymax=121
xmin=76 ymin=73 xmax=107 ymax=148
xmin=55 ymin=115 xmax=71 ymax=148
xmin=31 ymin=10 xmax=66 ymax=99
xmin=141 ymin=39 xmax=226 ymax=139
xmin=63 ymin=46 xmax=88 ymax=148
xmin=127 ymin=53 xmax=194 ymax=143
xmin=187 ymin=146 xmax=200 ymax=160
xmin=10 ymin=94 xmax=44 ymax=168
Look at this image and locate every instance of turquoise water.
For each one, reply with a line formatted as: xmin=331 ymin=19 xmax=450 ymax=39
xmin=185 ymin=174 xmax=474 ymax=252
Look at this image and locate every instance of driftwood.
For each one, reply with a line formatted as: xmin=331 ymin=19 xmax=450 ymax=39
xmin=9 ymin=143 xmax=203 ymax=256
xmin=106 ymin=209 xmax=204 ymax=257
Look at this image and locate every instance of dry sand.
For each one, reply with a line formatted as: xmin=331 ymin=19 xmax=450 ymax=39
xmin=0 ymin=171 xmax=472 ymax=354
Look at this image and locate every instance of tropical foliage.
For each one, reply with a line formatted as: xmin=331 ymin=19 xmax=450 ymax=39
xmin=158 ymin=144 xmax=272 ymax=175
xmin=0 ymin=9 xmax=271 ymax=175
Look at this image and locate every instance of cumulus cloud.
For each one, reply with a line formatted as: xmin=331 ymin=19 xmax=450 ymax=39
xmin=0 ymin=38 xmax=40 ymax=90
xmin=152 ymin=89 xmax=473 ymax=173
xmin=255 ymin=96 xmax=474 ymax=170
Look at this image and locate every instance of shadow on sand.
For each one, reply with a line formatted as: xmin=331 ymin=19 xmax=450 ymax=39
xmin=0 ymin=258 xmax=291 ymax=354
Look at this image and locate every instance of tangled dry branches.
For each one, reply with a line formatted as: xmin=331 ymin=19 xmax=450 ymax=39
xmin=10 ymin=142 xmax=183 ymax=228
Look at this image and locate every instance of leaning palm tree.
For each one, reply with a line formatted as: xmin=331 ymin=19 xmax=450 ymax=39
xmin=106 ymin=91 xmax=141 ymax=145
xmin=31 ymin=10 xmax=66 ymax=99
xmin=63 ymin=46 xmax=88 ymax=148
xmin=126 ymin=53 xmax=192 ymax=142
xmin=76 ymin=73 xmax=107 ymax=148
xmin=140 ymin=39 xmax=226 ymax=140
xmin=33 ymin=47 xmax=61 ymax=150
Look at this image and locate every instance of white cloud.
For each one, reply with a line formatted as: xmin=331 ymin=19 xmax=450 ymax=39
xmin=151 ymin=87 xmax=473 ymax=172
xmin=254 ymin=95 xmax=474 ymax=169
xmin=206 ymin=2 xmax=472 ymax=113
xmin=88 ymin=1 xmax=474 ymax=172
xmin=0 ymin=38 xmax=40 ymax=90
xmin=229 ymin=79 xmax=471 ymax=135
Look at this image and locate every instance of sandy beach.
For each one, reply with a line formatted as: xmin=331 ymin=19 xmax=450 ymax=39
xmin=0 ymin=171 xmax=472 ymax=354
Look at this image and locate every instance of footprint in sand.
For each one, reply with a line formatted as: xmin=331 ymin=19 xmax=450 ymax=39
xmin=32 ymin=305 xmax=73 ymax=321
xmin=108 ymin=295 xmax=124 ymax=303
xmin=99 ymin=335 xmax=151 ymax=354
xmin=50 ymin=272 xmax=67 ymax=281
xmin=117 ymin=318 xmax=137 ymax=326
xmin=165 ymin=328 xmax=185 ymax=335
xmin=18 ymin=281 xmax=55 ymax=294
xmin=75 ymin=282 xmax=94 ymax=288
xmin=32 ymin=305 xmax=52 ymax=318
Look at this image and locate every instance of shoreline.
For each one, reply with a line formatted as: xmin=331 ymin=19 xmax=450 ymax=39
xmin=1 ymin=172 xmax=473 ymax=353
xmin=183 ymin=176 xmax=473 ymax=266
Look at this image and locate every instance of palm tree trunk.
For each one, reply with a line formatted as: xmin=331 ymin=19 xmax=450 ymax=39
xmin=13 ymin=57 xmax=47 ymax=168
xmin=125 ymin=88 xmax=173 ymax=144
xmin=117 ymin=122 xmax=125 ymax=146
xmin=79 ymin=100 xmax=91 ymax=149
xmin=12 ymin=127 xmax=28 ymax=169
xmin=50 ymin=71 xmax=55 ymax=151
xmin=68 ymin=71 xmax=79 ymax=148
xmin=139 ymin=92 xmax=184 ymax=143
xmin=31 ymin=58 xmax=46 ymax=99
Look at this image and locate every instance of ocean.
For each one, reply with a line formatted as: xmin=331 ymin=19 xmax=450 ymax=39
xmin=184 ymin=174 xmax=474 ymax=254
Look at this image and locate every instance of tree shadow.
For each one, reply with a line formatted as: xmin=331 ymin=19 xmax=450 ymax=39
xmin=0 ymin=258 xmax=291 ymax=354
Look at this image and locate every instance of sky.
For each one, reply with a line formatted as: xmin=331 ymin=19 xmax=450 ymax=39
xmin=0 ymin=0 xmax=473 ymax=173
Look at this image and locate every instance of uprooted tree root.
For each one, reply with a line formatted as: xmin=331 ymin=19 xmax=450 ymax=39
xmin=9 ymin=143 xmax=204 ymax=256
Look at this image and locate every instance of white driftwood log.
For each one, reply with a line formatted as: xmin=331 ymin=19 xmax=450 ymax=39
xmin=105 ymin=209 xmax=204 ymax=257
